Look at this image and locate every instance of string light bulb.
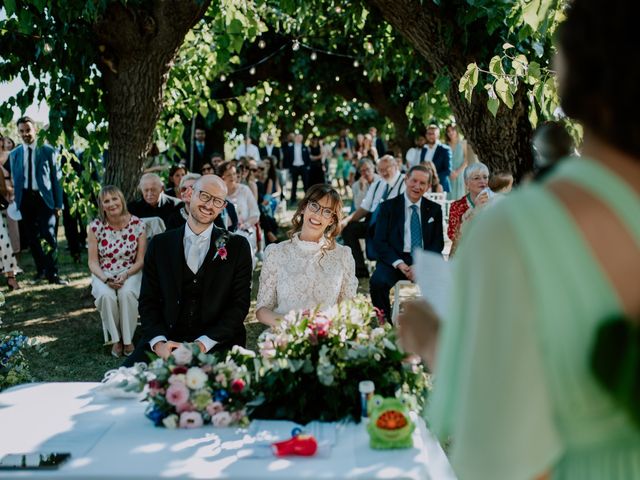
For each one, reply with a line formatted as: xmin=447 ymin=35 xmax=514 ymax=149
xmin=258 ymin=40 xmax=266 ymax=49
xmin=228 ymin=81 xmax=234 ymax=88
xmin=335 ymin=76 xmax=340 ymax=81
xmin=353 ymin=60 xmax=359 ymax=67
xmin=310 ymin=52 xmax=317 ymax=61
xmin=292 ymin=40 xmax=300 ymax=51
xmin=249 ymin=67 xmax=256 ymax=75
xmin=220 ymin=74 xmax=226 ymax=82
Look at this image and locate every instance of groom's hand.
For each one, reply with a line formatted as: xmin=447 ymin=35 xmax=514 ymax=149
xmin=152 ymin=341 xmax=182 ymax=360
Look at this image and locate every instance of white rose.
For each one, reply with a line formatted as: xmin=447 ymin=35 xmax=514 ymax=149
xmin=172 ymin=344 xmax=193 ymax=365
xmin=162 ymin=414 xmax=179 ymax=429
xmin=211 ymin=411 xmax=232 ymax=427
xmin=185 ymin=367 xmax=208 ymax=390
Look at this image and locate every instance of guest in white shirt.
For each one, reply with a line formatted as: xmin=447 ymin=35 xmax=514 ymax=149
xmin=405 ymin=134 xmax=426 ymax=169
xmin=234 ymin=136 xmax=260 ymax=161
xmin=351 ymin=158 xmax=379 ymax=213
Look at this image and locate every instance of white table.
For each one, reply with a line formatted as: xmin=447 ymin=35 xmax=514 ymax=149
xmin=0 ymin=383 xmax=456 ymax=479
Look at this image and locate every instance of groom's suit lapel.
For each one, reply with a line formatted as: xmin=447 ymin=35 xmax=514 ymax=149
xmin=200 ymin=226 xmax=225 ymax=295
xmin=168 ymin=225 xmax=186 ymax=296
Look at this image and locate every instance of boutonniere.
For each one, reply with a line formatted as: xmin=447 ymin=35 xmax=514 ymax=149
xmin=213 ymin=231 xmax=230 ymax=261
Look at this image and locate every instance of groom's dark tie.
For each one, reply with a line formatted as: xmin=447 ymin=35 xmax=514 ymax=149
xmin=27 ymin=147 xmax=34 ymax=191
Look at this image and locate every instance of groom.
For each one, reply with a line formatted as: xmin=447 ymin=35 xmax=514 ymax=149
xmin=124 ymin=175 xmax=252 ymax=366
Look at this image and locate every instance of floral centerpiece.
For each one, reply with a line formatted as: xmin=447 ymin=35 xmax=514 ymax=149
xmin=130 ymin=343 xmax=252 ymax=429
xmin=246 ymin=296 xmax=430 ymax=424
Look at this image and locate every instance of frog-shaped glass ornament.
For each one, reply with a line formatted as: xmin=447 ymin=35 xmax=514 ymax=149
xmin=366 ymin=395 xmax=415 ymax=449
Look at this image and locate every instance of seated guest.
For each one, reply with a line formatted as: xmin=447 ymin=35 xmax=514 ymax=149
xmin=341 ymin=155 xmax=405 ymax=278
xmin=127 ymin=173 xmax=182 ymax=226
xmin=350 ymin=158 xmax=378 ymax=213
xmin=447 ymin=162 xmax=491 ymax=256
xmin=256 ymin=184 xmax=357 ymax=327
xmin=165 ymin=173 xmax=238 ymax=232
xmin=489 ymin=170 xmax=514 ymax=194
xmin=256 ymin=158 xmax=280 ymax=244
xmin=210 ymin=152 xmax=224 ymax=172
xmin=165 ymin=164 xmax=186 ymax=198
xmin=420 ymin=161 xmax=444 ymax=193
xmin=88 ymin=186 xmax=147 ymax=357
xmin=370 ymin=165 xmax=444 ymax=322
xmin=218 ymin=161 xmax=260 ymax=253
xmin=200 ymin=162 xmax=215 ymax=175
xmin=123 ymin=175 xmax=252 ymax=366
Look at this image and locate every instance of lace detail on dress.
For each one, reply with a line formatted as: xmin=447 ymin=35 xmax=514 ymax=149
xmin=256 ymin=234 xmax=358 ymax=315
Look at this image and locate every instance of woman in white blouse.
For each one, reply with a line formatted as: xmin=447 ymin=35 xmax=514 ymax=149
xmin=256 ymin=184 xmax=358 ymax=327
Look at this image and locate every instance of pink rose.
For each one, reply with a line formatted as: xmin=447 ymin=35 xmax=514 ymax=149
xmin=217 ymin=246 xmax=228 ymax=260
xmin=176 ymin=402 xmax=195 ymax=413
xmin=231 ymin=378 xmax=245 ymax=393
xmin=179 ymin=411 xmax=204 ymax=429
xmin=206 ymin=401 xmax=224 ymax=416
xmin=166 ymin=383 xmax=189 ymax=407
xmin=172 ymin=344 xmax=193 ymax=365
xmin=211 ymin=411 xmax=232 ymax=427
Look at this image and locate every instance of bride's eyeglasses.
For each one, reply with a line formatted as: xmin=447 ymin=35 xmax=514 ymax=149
xmin=306 ymin=201 xmax=335 ymax=219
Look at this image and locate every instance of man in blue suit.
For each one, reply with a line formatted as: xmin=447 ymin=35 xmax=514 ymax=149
xmin=8 ymin=116 xmax=66 ymax=284
xmin=420 ymin=124 xmax=452 ymax=193
xmin=369 ymin=165 xmax=444 ymax=322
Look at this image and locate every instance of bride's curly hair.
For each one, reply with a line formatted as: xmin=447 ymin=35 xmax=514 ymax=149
xmin=289 ymin=184 xmax=344 ymax=252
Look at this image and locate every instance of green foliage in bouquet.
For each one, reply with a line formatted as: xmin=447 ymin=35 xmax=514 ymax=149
xmin=245 ymin=296 xmax=430 ymax=425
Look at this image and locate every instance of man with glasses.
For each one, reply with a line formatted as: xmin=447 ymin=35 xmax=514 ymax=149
xmin=124 ymin=175 xmax=252 ymax=366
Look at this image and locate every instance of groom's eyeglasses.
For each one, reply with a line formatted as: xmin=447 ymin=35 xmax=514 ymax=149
xmin=306 ymin=201 xmax=335 ymax=219
xmin=196 ymin=190 xmax=227 ymax=208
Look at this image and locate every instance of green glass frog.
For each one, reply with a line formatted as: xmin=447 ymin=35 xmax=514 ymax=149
xmin=366 ymin=395 xmax=415 ymax=449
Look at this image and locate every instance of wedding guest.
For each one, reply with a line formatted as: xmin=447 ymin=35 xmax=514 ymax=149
xmin=400 ymin=2 xmax=640 ymax=478
xmin=421 ymin=161 xmax=444 ymax=193
xmin=8 ymin=116 xmax=66 ymax=284
xmin=351 ymin=158 xmax=378 ymax=213
xmin=88 ymin=186 xmax=146 ymax=357
xmin=369 ymin=165 xmax=444 ymax=322
xmin=405 ymin=134 xmax=426 ymax=169
xmin=200 ymin=162 xmax=215 ymax=175
xmin=124 ymin=175 xmax=252 ymax=366
xmin=234 ymin=136 xmax=260 ymax=161
xmin=127 ymin=173 xmax=182 ymax=226
xmin=0 ymin=167 xmax=19 ymax=290
xmin=447 ymin=162 xmax=491 ymax=251
xmin=165 ymin=164 xmax=186 ymax=198
xmin=531 ymin=120 xmax=576 ymax=181
xmin=256 ymin=184 xmax=357 ymax=327
xmin=360 ymin=133 xmax=379 ymax=162
xmin=307 ymin=136 xmax=325 ymax=187
xmin=420 ymin=125 xmax=452 ymax=194
xmin=334 ymin=136 xmax=353 ymax=196
xmin=444 ymin=124 xmax=468 ymax=200
xmin=0 ymin=136 xmax=20 ymax=256
xmin=369 ymin=126 xmax=386 ymax=156
xmin=488 ymin=170 xmax=514 ymax=194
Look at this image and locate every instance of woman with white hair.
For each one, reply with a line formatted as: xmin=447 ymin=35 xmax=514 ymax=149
xmin=447 ymin=162 xmax=491 ymax=255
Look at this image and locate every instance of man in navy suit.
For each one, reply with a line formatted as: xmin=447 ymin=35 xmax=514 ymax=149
xmin=258 ymin=134 xmax=282 ymax=164
xmin=369 ymin=165 xmax=444 ymax=322
xmin=369 ymin=126 xmax=386 ymax=156
xmin=8 ymin=116 xmax=66 ymax=284
xmin=420 ymin=124 xmax=452 ymax=193
xmin=283 ymin=133 xmax=310 ymax=204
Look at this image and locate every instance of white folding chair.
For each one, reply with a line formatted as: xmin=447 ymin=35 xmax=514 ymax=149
xmin=391 ymin=280 xmax=421 ymax=324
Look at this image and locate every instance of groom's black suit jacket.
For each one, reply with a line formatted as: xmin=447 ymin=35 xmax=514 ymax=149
xmin=139 ymin=224 xmax=252 ymax=350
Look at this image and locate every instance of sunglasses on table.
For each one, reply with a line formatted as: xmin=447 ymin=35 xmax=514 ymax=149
xmin=306 ymin=201 xmax=335 ymax=219
xmin=195 ymin=190 xmax=227 ymax=208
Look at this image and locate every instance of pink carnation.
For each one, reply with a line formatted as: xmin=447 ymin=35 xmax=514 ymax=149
xmin=166 ymin=382 xmax=189 ymax=407
xmin=217 ymin=246 xmax=228 ymax=260
xmin=179 ymin=411 xmax=204 ymax=429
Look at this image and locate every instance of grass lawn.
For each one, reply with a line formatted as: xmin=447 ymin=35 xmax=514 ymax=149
xmin=3 ymin=232 xmax=371 ymax=383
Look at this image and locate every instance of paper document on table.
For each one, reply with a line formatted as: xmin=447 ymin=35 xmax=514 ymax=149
xmin=414 ymin=250 xmax=453 ymax=321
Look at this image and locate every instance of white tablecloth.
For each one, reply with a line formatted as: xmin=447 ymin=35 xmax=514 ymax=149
xmin=0 ymin=383 xmax=456 ymax=479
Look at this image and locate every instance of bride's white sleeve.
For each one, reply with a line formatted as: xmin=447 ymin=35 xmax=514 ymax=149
xmin=256 ymin=245 xmax=278 ymax=311
xmin=337 ymin=246 xmax=358 ymax=303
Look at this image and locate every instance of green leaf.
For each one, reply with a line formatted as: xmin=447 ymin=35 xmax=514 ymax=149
xmin=489 ymin=55 xmax=504 ymax=77
xmin=4 ymin=0 xmax=16 ymax=16
xmin=459 ymin=63 xmax=479 ymax=103
xmin=512 ymin=54 xmax=528 ymax=77
xmin=262 ymin=81 xmax=272 ymax=96
xmin=528 ymin=104 xmax=538 ymax=128
xmin=495 ymin=78 xmax=514 ymax=109
xmin=485 ymin=85 xmax=499 ymax=117
xmin=228 ymin=19 xmax=244 ymax=35
xmin=502 ymin=42 xmax=515 ymax=50
xmin=226 ymin=101 xmax=237 ymax=116
xmin=526 ymin=61 xmax=541 ymax=84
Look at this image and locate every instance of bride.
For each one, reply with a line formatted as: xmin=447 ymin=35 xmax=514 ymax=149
xmin=256 ymin=184 xmax=358 ymax=327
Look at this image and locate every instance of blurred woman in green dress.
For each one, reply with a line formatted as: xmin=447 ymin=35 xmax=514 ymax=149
xmin=399 ymin=1 xmax=640 ymax=479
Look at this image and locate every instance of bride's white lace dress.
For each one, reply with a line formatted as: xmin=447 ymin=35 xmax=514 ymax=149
xmin=256 ymin=234 xmax=358 ymax=315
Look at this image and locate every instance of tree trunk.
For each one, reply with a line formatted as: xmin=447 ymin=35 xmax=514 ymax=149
xmin=365 ymin=0 xmax=534 ymax=179
xmin=94 ymin=1 xmax=211 ymax=199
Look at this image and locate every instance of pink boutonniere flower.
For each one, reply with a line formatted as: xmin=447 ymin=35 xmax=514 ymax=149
xmin=213 ymin=232 xmax=230 ymax=261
